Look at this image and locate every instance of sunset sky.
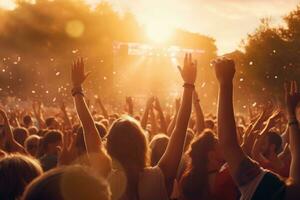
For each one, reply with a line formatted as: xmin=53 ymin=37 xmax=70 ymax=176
xmin=1 ymin=0 xmax=299 ymax=54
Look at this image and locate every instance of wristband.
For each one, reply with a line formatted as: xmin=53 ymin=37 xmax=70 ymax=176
xmin=71 ymin=86 xmax=84 ymax=97
xmin=183 ymin=83 xmax=195 ymax=89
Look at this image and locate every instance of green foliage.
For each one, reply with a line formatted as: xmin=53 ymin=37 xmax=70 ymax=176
xmin=237 ymin=8 xmax=300 ymax=103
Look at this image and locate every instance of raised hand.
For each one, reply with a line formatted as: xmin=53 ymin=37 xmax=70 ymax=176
xmin=0 ymin=108 xmax=25 ymax=153
xmin=285 ymin=81 xmax=300 ymax=117
xmin=146 ymin=96 xmax=155 ymax=109
xmin=212 ymin=58 xmax=235 ymax=84
xmin=125 ymin=96 xmax=134 ymax=115
xmin=153 ymin=97 xmax=162 ymax=111
xmin=178 ymin=53 xmax=197 ymax=84
xmin=71 ymin=58 xmax=90 ymax=87
xmin=126 ymin=96 xmax=133 ymax=106
xmin=57 ymin=131 xmax=77 ymax=166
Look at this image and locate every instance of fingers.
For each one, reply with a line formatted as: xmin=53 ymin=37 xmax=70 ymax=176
xmin=290 ymin=80 xmax=294 ymax=95
xmin=293 ymin=80 xmax=298 ymax=94
xmin=177 ymin=65 xmax=183 ymax=75
xmin=184 ymin=54 xmax=187 ymax=67
xmin=284 ymin=81 xmax=289 ymax=96
xmin=85 ymin=71 xmax=92 ymax=80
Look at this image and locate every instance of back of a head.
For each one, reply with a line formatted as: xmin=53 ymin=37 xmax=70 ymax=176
xmin=23 ymin=115 xmax=32 ymax=127
xmin=0 ymin=154 xmax=43 ymax=200
xmin=45 ymin=117 xmax=55 ymax=128
xmin=267 ymin=131 xmax=283 ymax=154
xmin=42 ymin=130 xmax=62 ymax=147
xmin=13 ymin=127 xmax=29 ymax=146
xmin=205 ymin=119 xmax=215 ymax=130
xmin=22 ymin=165 xmax=111 ymax=200
xmin=25 ymin=135 xmax=41 ymax=157
xmin=38 ymin=130 xmax=62 ymax=157
xmin=106 ymin=116 xmax=148 ymax=199
xmin=107 ymin=116 xmax=148 ymax=169
xmin=180 ymin=130 xmax=218 ymax=200
xmin=28 ymin=126 xmax=39 ymax=135
xmin=149 ymin=134 xmax=169 ymax=166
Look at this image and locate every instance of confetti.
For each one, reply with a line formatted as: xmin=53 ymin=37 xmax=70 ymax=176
xmin=72 ymin=49 xmax=79 ymax=54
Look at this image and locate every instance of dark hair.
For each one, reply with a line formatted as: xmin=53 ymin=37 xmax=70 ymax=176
xmin=45 ymin=117 xmax=55 ymax=128
xmin=107 ymin=116 xmax=148 ymax=200
xmin=149 ymin=134 xmax=169 ymax=166
xmin=0 ymin=154 xmax=43 ymax=200
xmin=23 ymin=115 xmax=32 ymax=126
xmin=37 ymin=130 xmax=62 ymax=157
xmin=22 ymin=165 xmax=110 ymax=200
xmin=180 ymin=130 xmax=218 ymax=200
xmin=204 ymin=119 xmax=215 ymax=130
xmin=13 ymin=127 xmax=29 ymax=146
xmin=266 ymin=132 xmax=282 ymax=154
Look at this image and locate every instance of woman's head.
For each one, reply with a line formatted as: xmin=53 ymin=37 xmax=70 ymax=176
xmin=22 ymin=165 xmax=111 ymax=200
xmin=106 ymin=116 xmax=148 ymax=200
xmin=180 ymin=130 xmax=221 ymax=200
xmin=149 ymin=134 xmax=169 ymax=166
xmin=188 ymin=130 xmax=221 ymax=170
xmin=107 ymin=116 xmax=149 ymax=170
xmin=0 ymin=154 xmax=43 ymax=200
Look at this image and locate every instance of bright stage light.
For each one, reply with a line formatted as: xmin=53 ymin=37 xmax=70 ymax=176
xmin=0 ymin=0 xmax=17 ymax=10
xmin=146 ymin=23 xmax=172 ymax=43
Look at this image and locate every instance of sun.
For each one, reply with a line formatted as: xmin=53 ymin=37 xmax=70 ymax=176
xmin=0 ymin=0 xmax=17 ymax=10
xmin=146 ymin=23 xmax=172 ymax=43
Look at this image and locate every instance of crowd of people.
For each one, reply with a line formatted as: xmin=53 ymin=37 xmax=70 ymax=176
xmin=0 ymin=54 xmax=299 ymax=200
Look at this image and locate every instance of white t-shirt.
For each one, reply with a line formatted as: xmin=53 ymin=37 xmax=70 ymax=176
xmin=109 ymin=166 xmax=169 ymax=200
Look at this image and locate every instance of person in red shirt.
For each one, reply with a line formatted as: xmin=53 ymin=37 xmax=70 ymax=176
xmin=179 ymin=129 xmax=239 ymax=200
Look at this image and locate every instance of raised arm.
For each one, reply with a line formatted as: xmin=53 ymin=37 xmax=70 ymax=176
xmin=158 ymin=53 xmax=197 ymax=193
xmin=193 ymin=91 xmax=205 ymax=134
xmin=141 ymin=97 xmax=154 ymax=129
xmin=166 ymin=98 xmax=180 ymax=135
xmin=214 ymin=58 xmax=260 ymax=186
xmin=285 ymin=81 xmax=300 ymax=183
xmin=125 ymin=96 xmax=134 ymax=116
xmin=154 ymin=97 xmax=167 ymax=134
xmin=149 ymin=106 xmax=158 ymax=135
xmin=96 ymin=97 xmax=109 ymax=119
xmin=71 ymin=58 xmax=111 ymax=176
xmin=32 ymin=101 xmax=46 ymax=129
xmin=0 ymin=109 xmax=25 ymax=153
xmin=60 ymin=101 xmax=73 ymax=129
